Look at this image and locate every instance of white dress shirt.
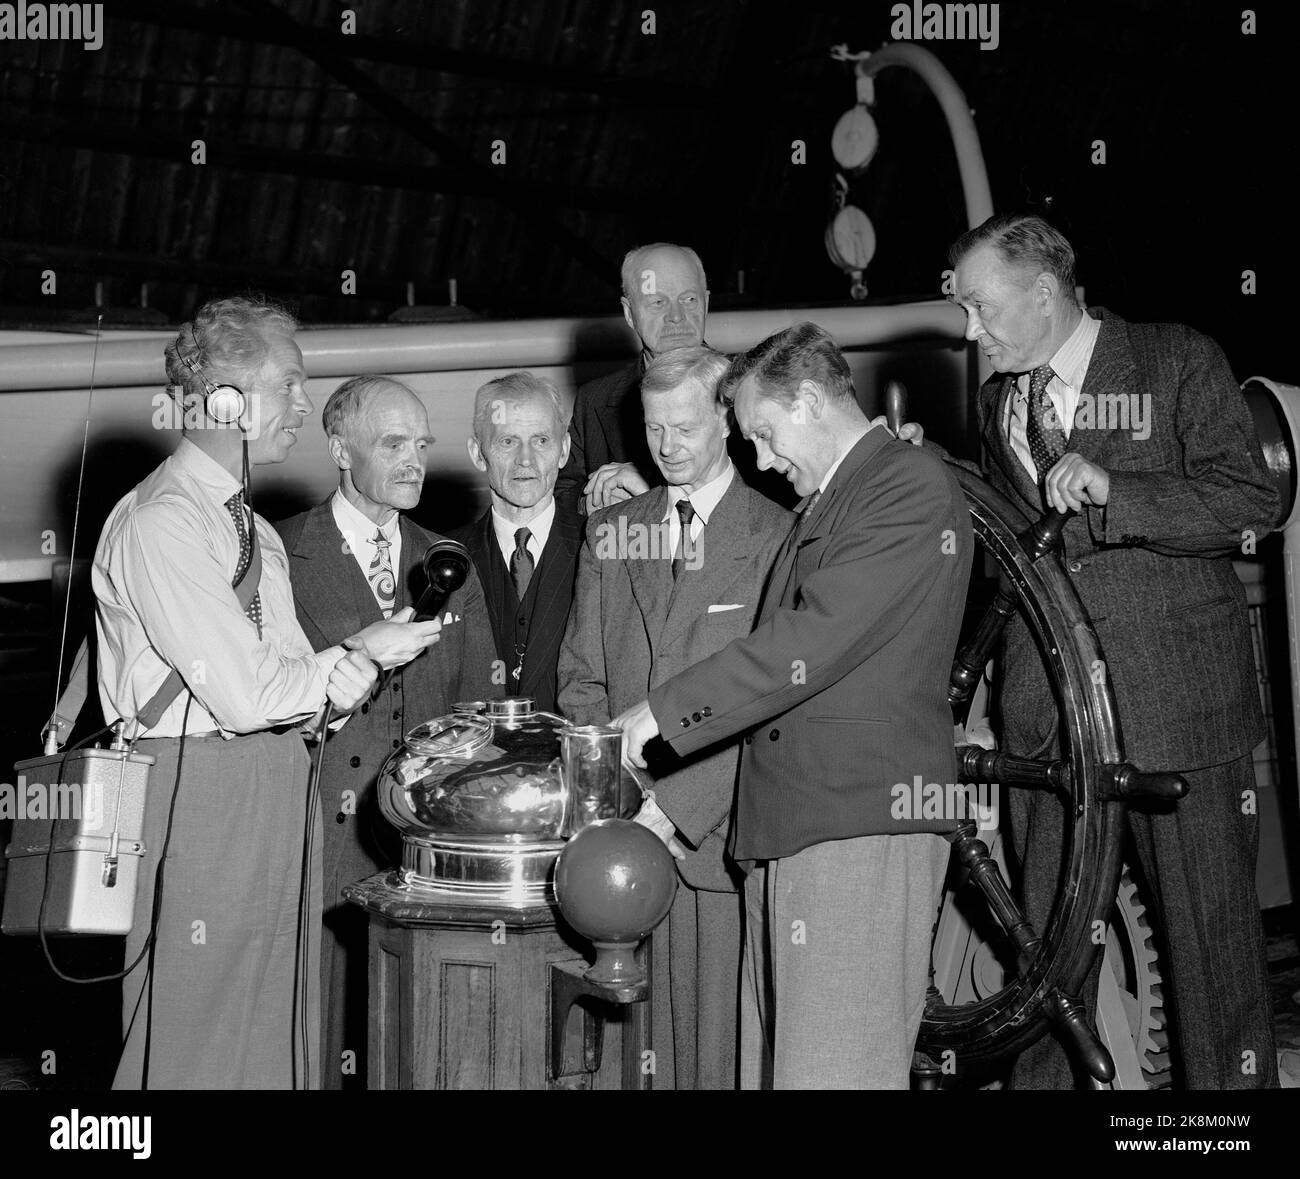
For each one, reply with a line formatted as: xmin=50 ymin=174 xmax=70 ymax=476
xmin=1002 ymin=311 xmax=1102 ymax=479
xmin=492 ymin=495 xmax=556 ymax=569
xmin=331 ymin=489 xmax=402 ymax=592
xmin=94 ymin=438 xmax=343 ymax=738
xmin=662 ymin=460 xmax=735 ymax=552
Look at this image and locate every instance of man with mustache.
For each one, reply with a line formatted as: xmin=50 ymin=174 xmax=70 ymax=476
xmin=276 ymin=374 xmax=498 ymax=1089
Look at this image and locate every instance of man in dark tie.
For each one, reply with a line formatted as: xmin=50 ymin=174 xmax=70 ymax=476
xmin=275 ymin=374 xmax=498 ymax=1089
xmin=948 ymin=212 xmax=1279 ymax=1088
xmin=616 ymin=323 xmax=973 ymax=1088
xmin=559 ymin=345 xmax=792 ymax=1088
xmin=451 ymin=373 xmax=580 ymax=713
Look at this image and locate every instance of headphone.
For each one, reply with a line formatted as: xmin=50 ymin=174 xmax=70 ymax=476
xmin=168 ymin=335 xmax=247 ymax=427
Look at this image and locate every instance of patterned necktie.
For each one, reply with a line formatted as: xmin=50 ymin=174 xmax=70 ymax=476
xmin=225 ymin=491 xmax=262 ymax=639
xmin=1023 ymin=363 xmax=1066 ymax=481
xmin=672 ymin=499 xmax=697 ymax=581
xmin=511 ymin=527 xmax=534 ymax=601
xmin=368 ymin=527 xmax=396 ymax=618
xmin=794 ymin=488 xmax=822 ymax=542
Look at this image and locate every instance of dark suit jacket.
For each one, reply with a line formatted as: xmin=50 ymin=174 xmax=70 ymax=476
xmin=558 ymin=476 xmax=793 ymax=890
xmin=978 ymin=309 xmax=1278 ymax=772
xmin=649 ymin=429 xmax=974 ymax=861
xmin=274 ymin=501 xmax=499 ymax=905
xmin=449 ymin=500 xmax=581 ymax=714
xmin=557 ymin=361 xmax=653 ymax=516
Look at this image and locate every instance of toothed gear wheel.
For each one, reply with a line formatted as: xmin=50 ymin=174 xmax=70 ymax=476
xmin=1108 ymin=865 xmax=1172 ymax=1088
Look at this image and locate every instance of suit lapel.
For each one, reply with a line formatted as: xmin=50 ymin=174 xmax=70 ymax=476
xmin=529 ymin=503 xmax=579 ymax=639
xmin=625 ymin=487 xmax=673 ymax=637
xmin=290 ymin=501 xmax=383 ymax=638
xmin=659 ymin=480 xmax=752 ymax=647
xmin=1069 ymin=311 xmax=1134 ymax=466
xmin=981 ymin=376 xmax=1043 ymax=510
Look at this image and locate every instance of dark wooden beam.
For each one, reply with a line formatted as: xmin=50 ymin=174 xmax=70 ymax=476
xmin=227 ymin=0 xmax=617 ymax=289
xmin=0 ymin=116 xmax=666 ymax=217
xmin=112 ymin=0 xmax=819 ymax=114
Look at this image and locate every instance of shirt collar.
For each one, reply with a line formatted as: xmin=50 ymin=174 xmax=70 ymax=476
xmin=663 ymin=460 xmax=734 ymax=524
xmin=492 ymin=495 xmax=556 ymax=554
xmin=816 ymin=422 xmax=875 ymax=497
xmin=332 ymin=487 xmax=400 ymax=543
xmin=1046 ymin=311 xmax=1100 ymax=390
xmin=171 ymin=437 xmax=244 ymax=507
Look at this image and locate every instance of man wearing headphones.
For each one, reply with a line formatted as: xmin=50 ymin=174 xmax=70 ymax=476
xmin=93 ymin=296 xmax=441 ymax=1089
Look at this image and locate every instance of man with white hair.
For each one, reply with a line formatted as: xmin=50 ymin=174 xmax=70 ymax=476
xmin=96 ymin=298 xmax=438 ymax=1089
xmin=452 ymin=372 xmax=580 ymax=713
xmin=560 ymin=345 xmax=792 ymax=1088
xmin=276 ymin=374 xmax=498 ymax=1090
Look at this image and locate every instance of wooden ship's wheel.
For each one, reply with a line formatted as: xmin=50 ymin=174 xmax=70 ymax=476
xmin=915 ymin=466 xmax=1188 ymax=1086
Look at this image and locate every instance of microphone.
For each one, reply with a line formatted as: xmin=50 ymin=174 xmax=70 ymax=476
xmin=413 ymin=539 xmax=471 ymax=622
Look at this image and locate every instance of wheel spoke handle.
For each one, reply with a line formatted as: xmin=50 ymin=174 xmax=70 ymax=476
xmin=1019 ymin=507 xmax=1074 ymax=564
xmin=1044 ymin=988 xmax=1116 ymax=1083
xmin=949 ymin=581 xmax=1018 ymax=708
xmin=958 ymin=746 xmax=1065 ymax=790
xmin=948 ymin=821 xmax=1042 ymax=976
xmin=1101 ymin=763 xmax=1189 ymax=802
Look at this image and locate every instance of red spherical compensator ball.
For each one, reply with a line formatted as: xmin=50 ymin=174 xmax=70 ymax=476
xmin=555 ymin=819 xmax=677 ymax=983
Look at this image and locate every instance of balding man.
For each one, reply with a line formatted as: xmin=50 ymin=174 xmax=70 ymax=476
xmin=451 ymin=372 xmax=580 ymax=714
xmin=276 ymin=374 xmax=498 ymax=1090
xmin=557 ymin=242 xmax=710 ymax=515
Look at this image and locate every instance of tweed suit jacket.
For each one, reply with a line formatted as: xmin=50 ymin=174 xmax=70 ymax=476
xmin=449 ymin=501 xmax=581 ymax=714
xmin=648 ymin=429 xmax=974 ymax=862
xmin=558 ymin=475 xmax=793 ymax=889
xmin=275 ymin=501 xmax=500 ymax=904
xmin=978 ymin=308 xmax=1279 ymax=772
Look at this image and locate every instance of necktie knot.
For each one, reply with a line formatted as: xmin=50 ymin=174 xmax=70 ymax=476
xmin=1028 ymin=363 xmax=1056 ymax=399
xmin=672 ymin=500 xmax=697 ymax=581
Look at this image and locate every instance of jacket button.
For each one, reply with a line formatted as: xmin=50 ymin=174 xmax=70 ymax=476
xmin=744 ymin=736 xmax=752 ymax=746
xmin=335 ymin=813 xmax=346 ymax=824
xmin=692 ymin=711 xmax=702 ymax=722
xmin=360 ymin=703 xmax=369 ymax=715
xmin=1067 ymin=560 xmax=1082 ymax=573
xmin=769 ymin=729 xmax=779 ymax=741
xmin=702 ymin=707 xmax=712 ymax=717
xmin=393 ymin=709 xmax=402 ymax=721
xmin=349 ymin=756 xmax=361 ymax=768
xmin=517 ymin=615 xmax=527 ymax=628
xmin=393 ymin=739 xmax=401 ymax=749
xmin=393 ymin=679 xmax=401 ymax=692
xmin=680 ymin=717 xmax=690 ymax=728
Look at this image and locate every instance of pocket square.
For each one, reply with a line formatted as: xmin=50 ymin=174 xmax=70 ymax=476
xmin=707 ymin=603 xmax=745 ymax=614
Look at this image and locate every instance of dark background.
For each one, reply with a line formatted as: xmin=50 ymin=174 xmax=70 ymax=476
xmin=0 ymin=0 xmax=1295 ymax=384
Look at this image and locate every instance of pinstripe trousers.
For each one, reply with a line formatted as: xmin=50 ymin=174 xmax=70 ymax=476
xmin=1011 ymin=753 xmax=1277 ymax=1089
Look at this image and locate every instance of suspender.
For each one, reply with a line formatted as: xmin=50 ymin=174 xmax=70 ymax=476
xmin=45 ymin=533 xmax=263 ymax=747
